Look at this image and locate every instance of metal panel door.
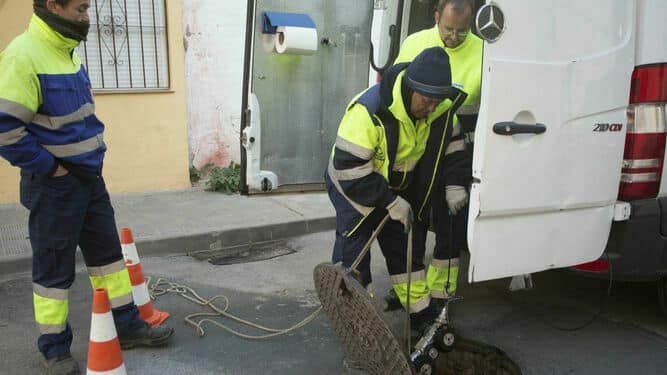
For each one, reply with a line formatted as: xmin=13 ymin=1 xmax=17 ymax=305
xmin=243 ymin=0 xmax=373 ymax=192
xmin=468 ymin=0 xmax=635 ymax=282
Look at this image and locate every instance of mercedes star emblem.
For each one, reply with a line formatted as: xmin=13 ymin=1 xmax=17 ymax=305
xmin=476 ymin=3 xmax=506 ymax=43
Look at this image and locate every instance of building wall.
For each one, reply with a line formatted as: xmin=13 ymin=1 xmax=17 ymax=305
xmin=182 ymin=0 xmax=246 ymax=169
xmin=0 ymin=0 xmax=191 ymax=204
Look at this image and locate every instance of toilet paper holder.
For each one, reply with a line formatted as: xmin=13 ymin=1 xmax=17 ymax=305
xmin=262 ymin=11 xmax=318 ymax=55
xmin=321 ymin=37 xmax=338 ymax=47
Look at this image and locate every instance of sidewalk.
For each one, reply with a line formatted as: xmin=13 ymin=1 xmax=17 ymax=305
xmin=0 ymin=188 xmax=335 ymax=275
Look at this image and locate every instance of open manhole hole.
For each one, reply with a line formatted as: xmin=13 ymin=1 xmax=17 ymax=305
xmin=189 ymin=240 xmax=297 ymax=265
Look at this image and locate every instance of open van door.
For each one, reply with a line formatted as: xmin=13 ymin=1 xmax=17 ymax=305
xmin=241 ymin=0 xmax=373 ymax=193
xmin=468 ymin=0 xmax=636 ymax=282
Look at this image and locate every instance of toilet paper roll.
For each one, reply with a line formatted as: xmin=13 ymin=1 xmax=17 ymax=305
xmin=275 ymin=26 xmax=318 ymax=55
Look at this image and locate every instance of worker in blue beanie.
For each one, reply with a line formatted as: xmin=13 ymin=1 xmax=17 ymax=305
xmin=385 ymin=0 xmax=482 ymax=315
xmin=325 ymin=46 xmax=470 ymax=337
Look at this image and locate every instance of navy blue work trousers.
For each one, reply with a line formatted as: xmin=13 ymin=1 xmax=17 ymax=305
xmin=432 ymin=185 xmax=469 ymax=260
xmin=325 ymin=174 xmax=426 ymax=287
xmin=20 ymin=171 xmax=141 ymax=359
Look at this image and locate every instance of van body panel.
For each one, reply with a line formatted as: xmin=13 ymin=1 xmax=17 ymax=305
xmin=575 ymin=197 xmax=667 ymax=282
xmin=468 ymin=0 xmax=636 ymax=282
xmin=636 ymin=0 xmax=667 ymax=66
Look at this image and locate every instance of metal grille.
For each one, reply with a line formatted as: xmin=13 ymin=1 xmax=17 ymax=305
xmin=77 ymin=0 xmax=169 ymax=90
xmin=313 ymin=263 xmax=413 ymax=375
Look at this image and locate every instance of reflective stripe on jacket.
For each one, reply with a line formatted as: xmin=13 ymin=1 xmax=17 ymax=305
xmin=0 ymin=15 xmax=105 ymax=176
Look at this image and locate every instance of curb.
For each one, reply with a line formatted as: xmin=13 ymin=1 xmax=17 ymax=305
xmin=0 ymin=216 xmax=335 ymax=276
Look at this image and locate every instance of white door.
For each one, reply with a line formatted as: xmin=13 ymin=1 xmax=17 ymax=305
xmin=242 ymin=0 xmax=373 ymax=193
xmin=468 ymin=0 xmax=636 ymax=282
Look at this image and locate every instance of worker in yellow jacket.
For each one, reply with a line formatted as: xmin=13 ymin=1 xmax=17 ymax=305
xmin=326 ymin=47 xmax=468 ymax=331
xmin=385 ymin=0 xmax=483 ymax=311
xmin=0 ymin=1 xmax=174 ymax=373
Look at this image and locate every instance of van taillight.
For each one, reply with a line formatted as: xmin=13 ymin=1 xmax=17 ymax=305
xmin=619 ymin=64 xmax=667 ymax=201
xmin=573 ymin=259 xmax=609 ymax=273
xmin=629 ymin=64 xmax=667 ymax=104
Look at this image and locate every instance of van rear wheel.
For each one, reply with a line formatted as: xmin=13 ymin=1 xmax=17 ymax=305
xmin=658 ymin=277 xmax=667 ymax=316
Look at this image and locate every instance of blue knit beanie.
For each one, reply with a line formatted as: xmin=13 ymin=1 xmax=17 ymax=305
xmin=403 ymin=47 xmax=453 ymax=99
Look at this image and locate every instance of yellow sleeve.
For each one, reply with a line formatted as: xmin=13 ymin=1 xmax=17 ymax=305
xmin=0 ymin=47 xmax=41 ymax=113
xmin=336 ymin=104 xmax=380 ymax=156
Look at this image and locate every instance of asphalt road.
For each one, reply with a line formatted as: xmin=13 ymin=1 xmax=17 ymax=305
xmin=1 ymin=231 xmax=666 ymax=374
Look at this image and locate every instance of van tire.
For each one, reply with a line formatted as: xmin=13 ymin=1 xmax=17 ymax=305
xmin=658 ymin=277 xmax=667 ymax=316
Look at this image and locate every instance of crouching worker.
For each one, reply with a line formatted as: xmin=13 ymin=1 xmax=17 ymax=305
xmin=0 ymin=1 xmax=174 ymax=374
xmin=325 ymin=47 xmax=467 ymax=334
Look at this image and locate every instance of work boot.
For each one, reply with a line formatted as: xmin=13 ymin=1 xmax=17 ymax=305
xmin=118 ymin=321 xmax=174 ymax=349
xmin=383 ymin=288 xmax=403 ymax=311
xmin=42 ymin=353 xmax=81 ymax=375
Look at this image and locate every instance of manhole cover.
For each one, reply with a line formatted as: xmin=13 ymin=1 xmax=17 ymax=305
xmin=200 ymin=240 xmax=296 ymax=265
xmin=313 ymin=262 xmax=413 ymax=375
xmin=313 ymin=263 xmax=523 ymax=375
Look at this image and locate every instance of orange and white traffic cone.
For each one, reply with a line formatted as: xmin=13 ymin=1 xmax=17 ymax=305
xmin=120 ymin=227 xmax=170 ymax=326
xmin=87 ymin=288 xmax=126 ymax=375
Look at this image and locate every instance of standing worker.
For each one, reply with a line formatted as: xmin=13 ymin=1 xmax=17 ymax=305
xmin=325 ymin=47 xmax=467 ymax=333
xmin=0 ymin=1 xmax=174 ymax=374
xmin=385 ymin=0 xmax=483 ymax=310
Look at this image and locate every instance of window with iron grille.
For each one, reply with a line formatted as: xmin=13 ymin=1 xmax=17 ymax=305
xmin=76 ymin=0 xmax=170 ymax=91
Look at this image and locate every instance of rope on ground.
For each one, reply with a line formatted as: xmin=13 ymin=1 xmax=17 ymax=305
xmin=145 ymin=276 xmax=322 ymax=340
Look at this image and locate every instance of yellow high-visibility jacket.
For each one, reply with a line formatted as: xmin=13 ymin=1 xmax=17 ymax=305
xmin=0 ymin=15 xmax=105 ymax=177
xmin=326 ymin=63 xmax=467 ymax=234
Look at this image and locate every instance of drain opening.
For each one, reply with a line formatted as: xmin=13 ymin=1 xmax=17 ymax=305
xmin=190 ymin=240 xmax=296 ymax=265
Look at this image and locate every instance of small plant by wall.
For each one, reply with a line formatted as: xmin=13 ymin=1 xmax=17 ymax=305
xmin=199 ymin=162 xmax=241 ymax=194
xmin=189 ymin=164 xmax=213 ymax=184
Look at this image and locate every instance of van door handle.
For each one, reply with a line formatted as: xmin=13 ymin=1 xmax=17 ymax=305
xmin=493 ymin=122 xmax=546 ymax=136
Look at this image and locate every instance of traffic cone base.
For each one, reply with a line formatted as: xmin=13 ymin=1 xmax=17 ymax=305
xmin=121 ymin=227 xmax=171 ymax=327
xmin=87 ymin=338 xmax=126 ymax=374
xmin=88 ymin=288 xmax=126 ymax=375
xmin=138 ymin=303 xmax=170 ymax=326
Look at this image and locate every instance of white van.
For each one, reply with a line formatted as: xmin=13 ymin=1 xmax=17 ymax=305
xmin=241 ymin=0 xmax=667 ymax=311
xmin=464 ymin=0 xmax=667 ymax=292
xmin=425 ymin=0 xmax=667 ymax=314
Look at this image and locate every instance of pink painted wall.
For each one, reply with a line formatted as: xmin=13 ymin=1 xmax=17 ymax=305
xmin=182 ymin=0 xmax=246 ymax=169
